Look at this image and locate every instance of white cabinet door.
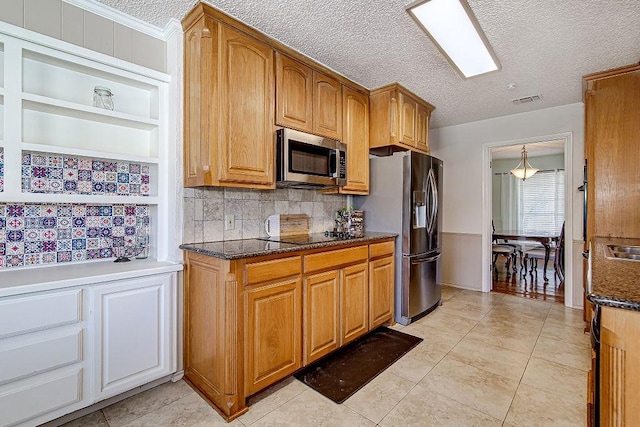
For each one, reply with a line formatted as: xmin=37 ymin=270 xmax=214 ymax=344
xmin=91 ymin=273 xmax=176 ymax=401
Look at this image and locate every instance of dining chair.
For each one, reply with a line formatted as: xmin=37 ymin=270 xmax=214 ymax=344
xmin=523 ymin=223 xmax=565 ymax=282
xmin=492 ymin=221 xmax=522 ymax=272
xmin=492 ymin=243 xmax=516 ymax=273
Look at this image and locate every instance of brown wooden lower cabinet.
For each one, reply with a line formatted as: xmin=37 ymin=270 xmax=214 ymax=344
xmin=303 ymin=270 xmax=340 ymax=365
xmin=369 ymin=240 xmax=395 ymax=330
xmin=598 ymin=305 xmax=640 ymax=425
xmin=245 ymin=278 xmax=302 ymax=395
xmin=183 ymin=238 xmax=395 ymax=421
xmin=340 ymin=263 xmax=369 ymax=345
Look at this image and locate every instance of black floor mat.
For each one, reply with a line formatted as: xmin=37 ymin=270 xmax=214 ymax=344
xmin=294 ymin=327 xmax=422 ymax=404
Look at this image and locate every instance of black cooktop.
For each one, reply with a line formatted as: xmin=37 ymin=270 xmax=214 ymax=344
xmin=258 ymin=232 xmax=358 ymax=245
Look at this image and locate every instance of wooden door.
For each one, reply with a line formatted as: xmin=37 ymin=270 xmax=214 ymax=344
xmin=313 ymin=71 xmax=342 ymax=140
xmin=341 ymin=87 xmax=369 ymax=194
xmin=399 ymin=93 xmax=417 ymax=147
xmin=340 ymin=263 xmax=368 ymax=345
xmin=599 ymin=306 xmax=640 ymax=425
xmin=585 ymin=67 xmax=640 ymax=239
xmin=369 ymin=256 xmax=394 ymax=329
xmin=183 ymin=17 xmax=218 ymax=187
xmin=219 ymin=25 xmax=275 ymax=188
xmin=416 ymin=103 xmax=431 ymax=153
xmin=275 ymin=53 xmax=313 ymax=133
xmin=303 ymin=271 xmax=340 ymax=365
xmin=245 ymin=278 xmax=301 ymax=395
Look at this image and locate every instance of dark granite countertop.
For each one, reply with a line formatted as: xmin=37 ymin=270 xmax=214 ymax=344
xmin=587 ymin=237 xmax=640 ymax=311
xmin=179 ymin=232 xmax=397 ymax=260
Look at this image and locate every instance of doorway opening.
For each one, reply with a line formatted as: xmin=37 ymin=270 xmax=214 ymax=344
xmin=481 ymin=133 xmax=573 ymax=307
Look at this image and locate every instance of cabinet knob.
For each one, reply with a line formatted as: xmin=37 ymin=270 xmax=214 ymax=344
xmin=202 ymin=165 xmax=210 ymax=172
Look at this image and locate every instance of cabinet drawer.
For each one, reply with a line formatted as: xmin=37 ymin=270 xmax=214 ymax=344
xmin=304 ymin=246 xmax=368 ymax=273
xmin=0 ymin=368 xmax=83 ymax=427
xmin=0 ymin=328 xmax=82 ymax=385
xmin=0 ymin=289 xmax=82 ymax=339
xmin=369 ymin=240 xmax=394 ymax=258
xmin=245 ymin=256 xmax=301 ymax=285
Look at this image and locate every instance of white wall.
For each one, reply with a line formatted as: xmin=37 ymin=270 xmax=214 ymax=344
xmin=430 ymin=103 xmax=585 ymax=307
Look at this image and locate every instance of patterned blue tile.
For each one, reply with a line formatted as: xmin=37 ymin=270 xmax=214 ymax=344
xmin=22 ymin=152 xmax=150 ymax=197
xmin=0 ymin=203 xmax=150 ymax=269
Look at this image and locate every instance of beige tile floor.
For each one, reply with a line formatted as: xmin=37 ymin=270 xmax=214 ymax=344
xmin=61 ymin=286 xmax=589 ymax=426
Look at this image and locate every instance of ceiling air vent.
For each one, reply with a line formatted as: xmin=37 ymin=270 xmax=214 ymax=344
xmin=512 ymin=94 xmax=542 ymax=104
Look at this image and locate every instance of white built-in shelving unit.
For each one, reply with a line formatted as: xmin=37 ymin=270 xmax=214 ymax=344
xmin=0 ymin=20 xmax=181 ymax=427
xmin=0 ymin=28 xmax=172 ymax=258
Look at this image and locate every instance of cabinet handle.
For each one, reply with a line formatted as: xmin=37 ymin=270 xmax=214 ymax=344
xmin=390 ymin=97 xmax=397 ymax=137
xmin=202 ymin=164 xmax=210 ymax=172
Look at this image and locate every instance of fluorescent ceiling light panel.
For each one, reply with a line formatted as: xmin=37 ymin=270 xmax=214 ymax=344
xmin=407 ymin=0 xmax=500 ymax=78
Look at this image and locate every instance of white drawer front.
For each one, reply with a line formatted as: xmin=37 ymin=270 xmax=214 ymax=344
xmin=0 ymin=368 xmax=83 ymax=427
xmin=0 ymin=329 xmax=83 ymax=385
xmin=0 ymin=290 xmax=82 ymax=339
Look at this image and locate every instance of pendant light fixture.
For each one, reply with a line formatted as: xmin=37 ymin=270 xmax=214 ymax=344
xmin=510 ymin=145 xmax=538 ymax=180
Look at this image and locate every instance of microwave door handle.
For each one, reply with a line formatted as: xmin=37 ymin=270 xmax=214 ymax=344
xmin=329 ymin=150 xmax=337 ymax=177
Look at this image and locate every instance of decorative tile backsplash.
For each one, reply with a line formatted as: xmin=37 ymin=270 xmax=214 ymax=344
xmin=21 ymin=152 xmax=150 ymax=196
xmin=0 ymin=203 xmax=149 ymax=269
xmin=0 ymin=148 xmax=4 ymax=192
xmin=183 ymin=187 xmax=348 ymax=243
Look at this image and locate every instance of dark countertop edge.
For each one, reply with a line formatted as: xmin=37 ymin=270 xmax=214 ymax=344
xmin=590 ymin=237 xmax=640 ymax=311
xmin=179 ymin=233 xmax=398 ymax=260
xmin=587 ymin=293 xmax=640 ymax=311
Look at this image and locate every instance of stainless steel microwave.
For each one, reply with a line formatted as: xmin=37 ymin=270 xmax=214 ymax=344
xmin=276 ymin=128 xmax=346 ymax=188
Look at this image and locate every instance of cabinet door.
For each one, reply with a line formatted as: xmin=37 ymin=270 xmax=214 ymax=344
xmin=246 ymin=278 xmax=301 ymax=395
xmin=341 ymin=263 xmax=368 ymax=345
xmin=183 ymin=17 xmax=218 ymax=187
xmin=313 ymin=71 xmax=342 ymax=140
xmin=341 ymin=87 xmax=369 ymax=194
xmin=219 ymin=25 xmax=275 ymax=187
xmin=369 ymin=256 xmax=394 ymax=329
xmin=276 ymin=53 xmax=313 ymax=133
xmin=399 ymin=93 xmax=417 ymax=147
xmin=303 ymin=271 xmax=340 ymax=365
xmin=586 ymin=69 xmax=640 ymax=239
xmin=416 ymin=103 xmax=430 ymax=153
xmin=599 ymin=306 xmax=640 ymax=426
xmin=92 ymin=274 xmax=175 ymax=401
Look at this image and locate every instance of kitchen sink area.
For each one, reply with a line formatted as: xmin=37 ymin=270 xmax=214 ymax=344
xmin=607 ymin=245 xmax=640 ymax=261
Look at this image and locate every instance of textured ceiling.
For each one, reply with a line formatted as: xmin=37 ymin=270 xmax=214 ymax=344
xmin=491 ymin=140 xmax=565 ymax=160
xmin=98 ymin=0 xmax=640 ymax=128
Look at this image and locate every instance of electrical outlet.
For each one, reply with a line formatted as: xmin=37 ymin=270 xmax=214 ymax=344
xmin=225 ymin=214 xmax=235 ymax=230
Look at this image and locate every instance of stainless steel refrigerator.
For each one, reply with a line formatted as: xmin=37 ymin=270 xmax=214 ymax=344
xmin=354 ymin=151 xmax=443 ymax=325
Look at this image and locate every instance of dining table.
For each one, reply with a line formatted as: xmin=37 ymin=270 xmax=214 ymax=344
xmin=493 ymin=230 xmax=560 ymax=280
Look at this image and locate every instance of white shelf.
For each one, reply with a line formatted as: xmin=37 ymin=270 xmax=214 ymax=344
xmin=21 ymin=143 xmax=160 ymax=165
xmin=22 ymin=93 xmax=159 ymax=130
xmin=0 ymin=193 xmax=159 ymax=205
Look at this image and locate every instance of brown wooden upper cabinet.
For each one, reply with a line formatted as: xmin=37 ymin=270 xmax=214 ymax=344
xmin=369 ymin=83 xmax=435 ymax=155
xmin=584 ymin=64 xmax=640 ymax=240
xmin=276 ymin=52 xmax=342 ymax=140
xmin=183 ymin=6 xmax=275 ymax=189
xmin=341 ymin=87 xmax=369 ymax=194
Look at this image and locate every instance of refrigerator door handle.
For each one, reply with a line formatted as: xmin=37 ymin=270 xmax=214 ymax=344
xmin=408 ymin=253 xmax=442 ymax=265
xmin=427 ymin=169 xmax=438 ymax=235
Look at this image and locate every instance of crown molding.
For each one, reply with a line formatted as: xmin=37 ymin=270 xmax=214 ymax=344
xmin=63 ymin=0 xmax=166 ymax=40
xmin=163 ymin=19 xmax=182 ymax=40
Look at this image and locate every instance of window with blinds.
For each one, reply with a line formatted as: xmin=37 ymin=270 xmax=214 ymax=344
xmin=518 ymin=170 xmax=565 ymax=233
